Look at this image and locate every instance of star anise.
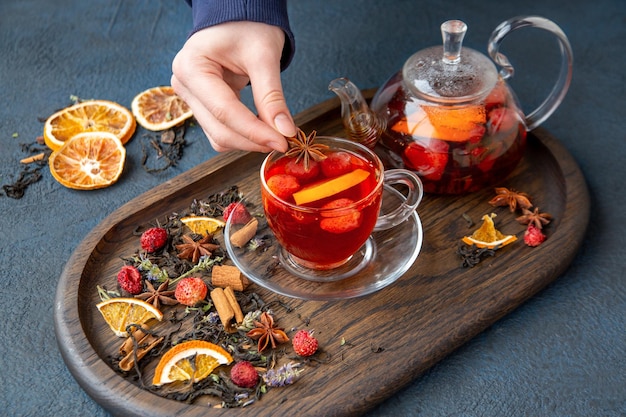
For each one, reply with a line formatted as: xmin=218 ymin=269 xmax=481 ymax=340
xmin=516 ymin=207 xmax=552 ymax=230
xmin=246 ymin=312 xmax=289 ymax=352
xmin=175 ymin=234 xmax=219 ymax=263
xmin=284 ymin=128 xmax=328 ymax=170
xmin=488 ymin=187 xmax=533 ymax=212
xmin=135 ymin=279 xmax=178 ymax=309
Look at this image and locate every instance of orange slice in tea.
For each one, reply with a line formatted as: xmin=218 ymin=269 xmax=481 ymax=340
xmin=96 ymin=298 xmax=163 ymax=338
xmin=131 ymin=86 xmax=193 ymax=131
xmin=292 ymin=168 xmax=370 ymax=205
xmin=462 ymin=213 xmax=517 ymax=249
xmin=44 ymin=100 xmax=136 ymax=151
xmin=48 ymin=131 xmax=126 ymax=190
xmin=152 ymin=340 xmax=233 ymax=386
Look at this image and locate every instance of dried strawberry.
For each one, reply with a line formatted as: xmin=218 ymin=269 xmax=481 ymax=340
xmin=230 ymin=361 xmax=259 ymax=388
xmin=292 ymin=329 xmax=318 ymax=357
xmin=174 ymin=277 xmax=207 ymax=306
xmin=402 ymin=140 xmax=449 ymax=181
xmin=117 ymin=265 xmax=143 ymax=295
xmin=285 ymin=158 xmax=320 ymax=181
xmin=320 ymin=151 xmax=352 ymax=177
xmin=524 ymin=223 xmax=546 ymax=247
xmin=266 ymin=174 xmax=300 ymax=200
xmin=319 ymin=198 xmax=361 ymax=233
xmin=223 ymin=202 xmax=252 ymax=225
xmin=140 ymin=227 xmax=168 ymax=253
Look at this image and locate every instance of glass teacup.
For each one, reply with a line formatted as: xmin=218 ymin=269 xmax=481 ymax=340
xmin=261 ymin=136 xmax=423 ymax=274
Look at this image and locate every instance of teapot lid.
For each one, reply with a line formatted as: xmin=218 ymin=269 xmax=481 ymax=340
xmin=403 ymin=20 xmax=497 ymax=103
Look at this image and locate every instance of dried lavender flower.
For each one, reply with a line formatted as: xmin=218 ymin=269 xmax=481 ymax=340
xmin=133 ymin=254 xmax=169 ymax=282
xmin=262 ymin=362 xmax=303 ymax=387
xmin=238 ymin=310 xmax=262 ymax=332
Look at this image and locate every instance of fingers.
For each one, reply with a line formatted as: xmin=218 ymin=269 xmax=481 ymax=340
xmin=171 ymin=22 xmax=294 ymax=153
xmin=172 ymin=73 xmax=274 ymax=153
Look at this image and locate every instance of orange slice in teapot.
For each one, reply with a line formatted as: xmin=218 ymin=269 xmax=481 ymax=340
xmin=392 ymin=104 xmax=486 ymax=142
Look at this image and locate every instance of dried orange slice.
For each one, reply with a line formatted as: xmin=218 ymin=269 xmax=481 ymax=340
xmin=48 ymin=132 xmax=126 ymax=190
xmin=131 ymin=86 xmax=193 ymax=131
xmin=180 ymin=216 xmax=225 ymax=236
xmin=462 ymin=213 xmax=517 ymax=249
xmin=152 ymin=340 xmax=233 ymax=386
xmin=44 ymin=100 xmax=136 ymax=151
xmin=96 ymin=298 xmax=163 ymax=338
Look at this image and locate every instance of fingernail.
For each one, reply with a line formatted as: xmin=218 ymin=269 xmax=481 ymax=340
xmin=274 ymin=113 xmax=296 ymax=137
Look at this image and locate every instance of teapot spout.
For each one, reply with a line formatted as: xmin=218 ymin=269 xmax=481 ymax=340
xmin=328 ymin=77 xmax=385 ymax=149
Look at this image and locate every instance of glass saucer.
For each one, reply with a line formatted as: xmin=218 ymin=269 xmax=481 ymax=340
xmin=223 ymin=185 xmax=423 ymax=301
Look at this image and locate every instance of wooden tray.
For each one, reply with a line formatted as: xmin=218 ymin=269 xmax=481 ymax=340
xmin=54 ymin=91 xmax=590 ymax=417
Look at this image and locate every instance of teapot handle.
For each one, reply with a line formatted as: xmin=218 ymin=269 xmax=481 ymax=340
xmin=487 ymin=16 xmax=573 ymax=131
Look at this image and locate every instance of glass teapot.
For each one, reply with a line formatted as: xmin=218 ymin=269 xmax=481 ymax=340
xmin=330 ymin=16 xmax=573 ymax=194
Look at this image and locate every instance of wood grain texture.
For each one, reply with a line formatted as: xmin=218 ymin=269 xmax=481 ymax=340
xmin=54 ymin=90 xmax=589 ymax=417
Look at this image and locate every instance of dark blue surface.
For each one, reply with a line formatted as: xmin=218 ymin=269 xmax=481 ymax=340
xmin=1 ymin=1 xmax=624 ymax=416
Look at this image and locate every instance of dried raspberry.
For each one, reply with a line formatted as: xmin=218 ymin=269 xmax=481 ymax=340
xmin=174 ymin=277 xmax=207 ymax=306
xmin=230 ymin=361 xmax=259 ymax=388
xmin=223 ymin=202 xmax=252 ymax=225
xmin=524 ymin=223 xmax=546 ymax=247
xmin=117 ymin=265 xmax=143 ymax=295
xmin=292 ymin=329 xmax=318 ymax=357
xmin=140 ymin=227 xmax=168 ymax=252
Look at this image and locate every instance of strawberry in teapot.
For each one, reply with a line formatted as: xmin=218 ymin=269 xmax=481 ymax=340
xmin=330 ymin=16 xmax=573 ymax=194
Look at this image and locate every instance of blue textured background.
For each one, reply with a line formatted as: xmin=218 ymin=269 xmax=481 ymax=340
xmin=0 ymin=0 xmax=624 ymax=416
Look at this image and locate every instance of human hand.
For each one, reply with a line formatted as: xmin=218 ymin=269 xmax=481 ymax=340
xmin=171 ymin=21 xmax=296 ymax=153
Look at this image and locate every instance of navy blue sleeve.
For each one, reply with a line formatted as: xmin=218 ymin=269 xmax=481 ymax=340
xmin=184 ymin=0 xmax=295 ymax=70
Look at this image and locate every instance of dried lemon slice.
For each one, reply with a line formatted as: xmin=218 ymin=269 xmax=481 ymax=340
xmin=152 ymin=340 xmax=233 ymax=386
xmin=131 ymin=86 xmax=193 ymax=131
xmin=462 ymin=213 xmax=517 ymax=249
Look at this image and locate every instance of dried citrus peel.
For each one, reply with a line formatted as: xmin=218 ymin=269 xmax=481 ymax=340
xmin=152 ymin=340 xmax=233 ymax=386
xmin=292 ymin=168 xmax=370 ymax=205
xmin=180 ymin=216 xmax=225 ymax=237
xmin=462 ymin=213 xmax=517 ymax=249
xmin=96 ymin=298 xmax=163 ymax=338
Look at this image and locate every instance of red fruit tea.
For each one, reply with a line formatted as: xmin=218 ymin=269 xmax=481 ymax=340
xmin=261 ymin=142 xmax=382 ymax=270
xmin=376 ymin=76 xmax=527 ymax=194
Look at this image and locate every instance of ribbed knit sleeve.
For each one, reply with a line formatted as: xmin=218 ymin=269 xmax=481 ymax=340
xmin=185 ymin=0 xmax=295 ymax=70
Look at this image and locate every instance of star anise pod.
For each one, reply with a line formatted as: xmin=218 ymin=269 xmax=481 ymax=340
xmin=175 ymin=234 xmax=219 ymax=263
xmin=516 ymin=207 xmax=552 ymax=230
xmin=246 ymin=312 xmax=289 ymax=352
xmin=284 ymin=128 xmax=328 ymax=170
xmin=135 ymin=279 xmax=178 ymax=310
xmin=488 ymin=187 xmax=533 ymax=212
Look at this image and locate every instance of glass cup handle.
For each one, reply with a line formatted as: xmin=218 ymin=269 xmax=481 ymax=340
xmin=373 ymin=169 xmax=423 ymax=232
xmin=487 ymin=15 xmax=573 ymax=131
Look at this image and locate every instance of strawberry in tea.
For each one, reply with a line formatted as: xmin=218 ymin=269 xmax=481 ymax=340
xmin=261 ymin=131 xmax=423 ymax=272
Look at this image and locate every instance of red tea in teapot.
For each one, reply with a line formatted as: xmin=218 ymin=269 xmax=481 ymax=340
xmin=379 ymin=77 xmax=527 ymax=194
xmin=366 ymin=17 xmax=572 ymax=194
